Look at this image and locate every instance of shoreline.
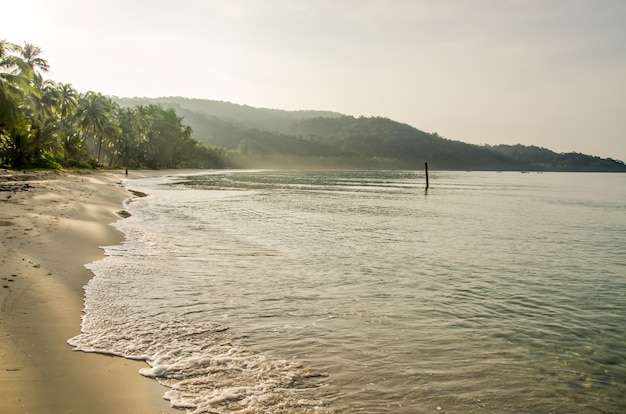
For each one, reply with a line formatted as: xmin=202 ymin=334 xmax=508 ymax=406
xmin=0 ymin=169 xmax=183 ymax=414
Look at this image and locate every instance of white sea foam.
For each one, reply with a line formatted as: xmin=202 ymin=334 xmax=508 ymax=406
xmin=69 ymin=259 xmax=331 ymax=412
xmin=68 ymin=179 xmax=332 ymax=412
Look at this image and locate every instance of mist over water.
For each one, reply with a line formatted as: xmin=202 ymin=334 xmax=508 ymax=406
xmin=70 ymin=170 xmax=626 ymax=413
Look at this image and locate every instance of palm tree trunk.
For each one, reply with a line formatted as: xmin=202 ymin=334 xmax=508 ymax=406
xmin=97 ymin=136 xmax=103 ymax=163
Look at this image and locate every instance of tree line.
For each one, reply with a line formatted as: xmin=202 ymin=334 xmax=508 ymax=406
xmin=4 ymin=40 xmax=622 ymax=172
xmin=0 ymin=40 xmax=225 ymax=170
xmin=124 ymin=97 xmax=626 ymax=172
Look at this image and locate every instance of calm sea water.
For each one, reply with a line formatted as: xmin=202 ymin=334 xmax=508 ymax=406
xmin=69 ymin=170 xmax=626 ymax=413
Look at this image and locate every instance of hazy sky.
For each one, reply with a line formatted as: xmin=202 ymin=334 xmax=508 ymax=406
xmin=5 ymin=0 xmax=626 ymax=161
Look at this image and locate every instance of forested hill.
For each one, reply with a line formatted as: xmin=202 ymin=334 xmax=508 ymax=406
xmin=115 ymin=97 xmax=626 ymax=172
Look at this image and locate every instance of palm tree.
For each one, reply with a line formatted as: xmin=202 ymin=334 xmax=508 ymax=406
xmin=29 ymin=116 xmax=61 ymax=162
xmin=37 ymin=81 xmax=83 ymax=163
xmin=40 ymin=79 xmax=60 ymax=117
xmin=55 ymin=83 xmax=80 ymax=161
xmin=0 ymin=40 xmax=41 ymax=168
xmin=57 ymin=83 xmax=78 ymax=119
xmin=76 ymin=92 xmax=118 ymax=163
xmin=0 ymin=40 xmax=24 ymax=137
xmin=19 ymin=42 xmax=50 ymax=86
xmin=115 ymin=106 xmax=143 ymax=168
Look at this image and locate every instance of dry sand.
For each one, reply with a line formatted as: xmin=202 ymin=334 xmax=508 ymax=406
xmin=0 ymin=169 xmax=178 ymax=414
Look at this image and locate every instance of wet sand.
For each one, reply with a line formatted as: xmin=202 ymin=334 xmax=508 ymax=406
xmin=0 ymin=169 xmax=178 ymax=414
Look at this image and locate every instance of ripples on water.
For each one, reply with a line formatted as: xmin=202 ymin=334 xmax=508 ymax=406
xmin=69 ymin=171 xmax=626 ymax=413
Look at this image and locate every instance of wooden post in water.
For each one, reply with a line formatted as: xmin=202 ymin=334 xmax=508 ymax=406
xmin=425 ymin=162 xmax=429 ymax=191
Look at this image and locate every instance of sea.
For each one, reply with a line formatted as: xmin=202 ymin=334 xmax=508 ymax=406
xmin=68 ymin=170 xmax=626 ymax=413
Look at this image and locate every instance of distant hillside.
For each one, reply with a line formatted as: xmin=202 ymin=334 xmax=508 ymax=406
xmin=116 ymin=97 xmax=342 ymax=133
xmin=290 ymin=116 xmax=516 ymax=170
xmin=488 ymin=145 xmax=626 ymax=172
xmin=114 ymin=97 xmax=626 ymax=172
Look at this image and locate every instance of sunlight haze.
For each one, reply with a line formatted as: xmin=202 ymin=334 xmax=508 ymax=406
xmin=5 ymin=0 xmax=625 ymax=161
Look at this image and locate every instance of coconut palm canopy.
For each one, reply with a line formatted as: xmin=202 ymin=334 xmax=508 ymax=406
xmin=0 ymin=40 xmax=221 ymax=170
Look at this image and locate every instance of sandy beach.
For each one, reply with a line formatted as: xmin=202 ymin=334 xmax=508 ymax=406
xmin=0 ymin=169 xmax=177 ymax=414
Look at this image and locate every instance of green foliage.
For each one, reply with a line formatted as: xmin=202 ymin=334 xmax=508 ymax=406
xmin=66 ymin=159 xmax=93 ymax=169
xmin=118 ymin=97 xmax=625 ymax=172
xmin=34 ymin=153 xmax=63 ymax=169
xmin=116 ymin=97 xmax=342 ymax=134
xmin=0 ymin=40 xmax=222 ymax=170
xmin=2 ymin=40 xmax=622 ymax=172
xmin=489 ymin=145 xmax=626 ymax=172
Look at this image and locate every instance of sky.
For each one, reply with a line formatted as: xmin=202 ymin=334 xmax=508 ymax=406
xmin=5 ymin=0 xmax=626 ymax=161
